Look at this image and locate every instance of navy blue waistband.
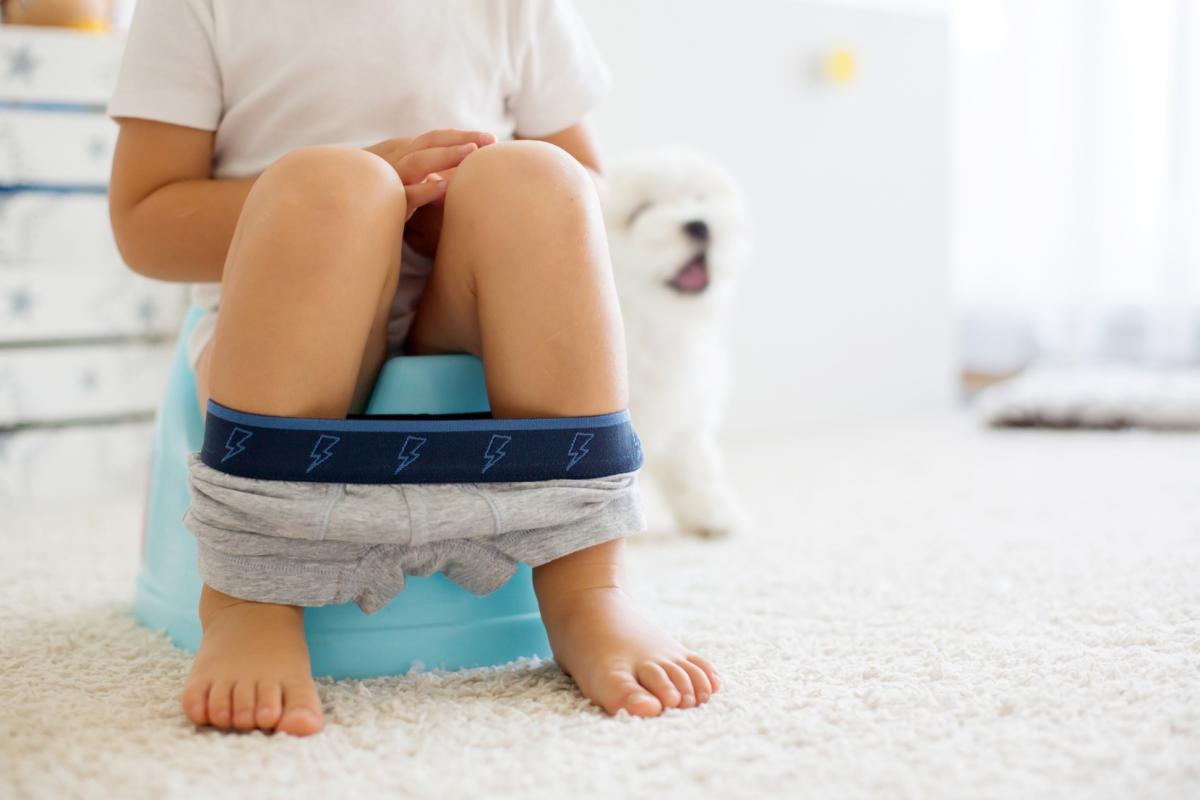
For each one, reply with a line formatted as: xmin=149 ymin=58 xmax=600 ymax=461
xmin=200 ymin=401 xmax=643 ymax=484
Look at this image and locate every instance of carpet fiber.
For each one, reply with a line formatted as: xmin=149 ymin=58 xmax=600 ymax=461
xmin=2 ymin=418 xmax=1198 ymax=799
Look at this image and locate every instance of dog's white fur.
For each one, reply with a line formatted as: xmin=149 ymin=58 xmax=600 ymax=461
xmin=604 ymin=149 xmax=750 ymax=538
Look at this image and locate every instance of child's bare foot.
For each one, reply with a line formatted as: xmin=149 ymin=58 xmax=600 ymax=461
xmin=180 ymin=585 xmax=323 ymax=736
xmin=533 ymin=541 xmax=720 ymax=717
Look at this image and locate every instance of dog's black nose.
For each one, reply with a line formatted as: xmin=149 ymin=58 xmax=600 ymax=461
xmin=683 ymin=220 xmax=710 ymax=243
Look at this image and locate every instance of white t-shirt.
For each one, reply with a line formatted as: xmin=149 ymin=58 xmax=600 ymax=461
xmin=108 ymin=0 xmax=611 ymax=349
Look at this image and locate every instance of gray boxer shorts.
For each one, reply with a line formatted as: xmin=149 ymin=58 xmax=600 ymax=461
xmin=183 ymin=455 xmax=645 ymax=613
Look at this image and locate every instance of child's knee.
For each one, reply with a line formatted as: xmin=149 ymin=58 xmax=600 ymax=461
xmin=229 ymin=147 xmax=407 ymax=291
xmin=252 ymin=146 xmax=407 ymax=231
xmin=448 ymin=140 xmax=594 ymax=213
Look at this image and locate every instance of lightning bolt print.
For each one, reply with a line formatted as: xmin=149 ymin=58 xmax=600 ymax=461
xmin=565 ymin=431 xmax=593 ymax=472
xmin=481 ymin=434 xmax=512 ymax=474
xmin=394 ymin=435 xmax=427 ymax=474
xmin=221 ymin=427 xmax=253 ymax=463
xmin=306 ymin=434 xmax=341 ymax=474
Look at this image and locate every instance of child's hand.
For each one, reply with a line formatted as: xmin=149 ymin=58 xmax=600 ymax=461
xmin=364 ymin=130 xmax=495 ymax=219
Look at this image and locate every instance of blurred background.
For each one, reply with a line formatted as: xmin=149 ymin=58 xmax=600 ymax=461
xmin=1 ymin=0 xmax=1196 ymax=501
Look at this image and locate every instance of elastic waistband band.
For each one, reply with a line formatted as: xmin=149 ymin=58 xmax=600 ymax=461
xmin=200 ymin=401 xmax=644 ymax=484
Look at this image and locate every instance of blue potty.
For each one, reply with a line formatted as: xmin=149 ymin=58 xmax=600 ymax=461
xmin=136 ymin=308 xmax=552 ymax=678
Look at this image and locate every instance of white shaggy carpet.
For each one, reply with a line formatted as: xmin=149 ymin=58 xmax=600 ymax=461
xmin=2 ymin=417 xmax=1198 ymax=800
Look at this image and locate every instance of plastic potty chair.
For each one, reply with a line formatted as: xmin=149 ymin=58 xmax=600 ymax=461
xmin=135 ymin=308 xmax=552 ymax=678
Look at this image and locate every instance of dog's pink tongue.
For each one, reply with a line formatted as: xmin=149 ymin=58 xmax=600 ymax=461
xmin=672 ymin=258 xmax=709 ymax=293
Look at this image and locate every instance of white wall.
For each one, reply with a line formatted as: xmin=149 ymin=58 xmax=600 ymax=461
xmin=575 ymin=0 xmax=956 ymax=430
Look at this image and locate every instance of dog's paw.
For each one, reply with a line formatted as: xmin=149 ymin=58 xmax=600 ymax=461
xmin=688 ymin=520 xmax=737 ymax=540
xmin=674 ymin=489 xmax=743 ymax=540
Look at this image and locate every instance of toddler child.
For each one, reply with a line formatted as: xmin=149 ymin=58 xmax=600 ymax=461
xmin=108 ymin=0 xmax=719 ymax=735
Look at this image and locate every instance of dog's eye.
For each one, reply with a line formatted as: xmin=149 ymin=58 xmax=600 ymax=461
xmin=627 ymin=202 xmax=653 ymax=227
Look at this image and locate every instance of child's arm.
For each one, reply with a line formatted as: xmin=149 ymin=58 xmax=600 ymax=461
xmin=110 ymin=119 xmax=494 ymax=283
xmin=530 ymin=122 xmax=604 ymax=179
xmin=109 ymin=119 xmax=254 ymax=283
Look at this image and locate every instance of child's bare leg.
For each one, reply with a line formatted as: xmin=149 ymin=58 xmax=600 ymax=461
xmin=184 ymin=147 xmax=409 ymax=735
xmin=407 ymin=141 xmax=720 ymax=716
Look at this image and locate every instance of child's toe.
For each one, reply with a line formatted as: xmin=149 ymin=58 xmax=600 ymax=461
xmin=255 ymin=681 xmax=283 ymax=731
xmin=634 ymin=662 xmax=681 ymax=708
xmin=232 ymin=680 xmax=257 ymax=731
xmin=595 ymin=670 xmax=663 ymax=717
xmin=207 ymin=679 xmax=234 ymax=729
xmin=277 ymin=680 xmax=323 ymax=736
xmin=687 ymin=654 xmax=721 ymax=693
xmin=623 ymin=692 xmax=664 ymax=717
xmin=659 ymin=661 xmax=696 ymax=708
xmin=678 ymin=659 xmax=712 ymax=704
xmin=180 ymin=679 xmax=211 ymax=726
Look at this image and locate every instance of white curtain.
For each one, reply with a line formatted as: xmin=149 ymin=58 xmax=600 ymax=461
xmin=952 ymin=0 xmax=1200 ymax=371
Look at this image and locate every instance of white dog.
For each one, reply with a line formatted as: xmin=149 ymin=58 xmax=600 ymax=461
xmin=604 ymin=149 xmax=750 ymax=538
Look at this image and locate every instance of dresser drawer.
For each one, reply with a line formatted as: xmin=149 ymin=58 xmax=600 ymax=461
xmin=0 ymin=27 xmax=121 ymax=105
xmin=0 ymin=340 xmax=173 ymax=426
xmin=0 ymin=265 xmax=186 ymax=342
xmin=0 ymin=190 xmax=119 ymax=265
xmin=0 ymin=109 xmax=116 ymax=187
xmin=0 ymin=421 xmax=152 ymax=501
